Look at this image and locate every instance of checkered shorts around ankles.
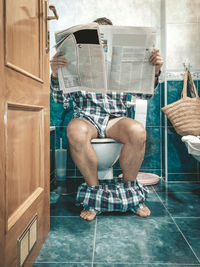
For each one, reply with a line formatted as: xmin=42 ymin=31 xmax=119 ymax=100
xmin=75 ymin=178 xmax=149 ymax=214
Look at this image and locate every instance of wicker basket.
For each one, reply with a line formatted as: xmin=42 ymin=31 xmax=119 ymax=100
xmin=161 ymin=70 xmax=200 ymax=136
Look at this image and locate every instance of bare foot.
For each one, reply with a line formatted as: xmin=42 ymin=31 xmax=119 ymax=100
xmin=136 ymin=206 xmax=151 ymax=217
xmin=80 ymin=210 xmax=97 ymax=221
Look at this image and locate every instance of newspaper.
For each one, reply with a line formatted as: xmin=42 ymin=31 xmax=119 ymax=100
xmin=55 ymin=23 xmax=156 ymax=95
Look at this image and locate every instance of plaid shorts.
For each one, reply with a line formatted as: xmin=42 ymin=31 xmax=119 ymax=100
xmin=76 ymin=178 xmax=149 ymax=214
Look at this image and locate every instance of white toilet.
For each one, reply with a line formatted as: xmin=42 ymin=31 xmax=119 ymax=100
xmin=182 ymin=135 xmax=200 ymax=162
xmin=91 ymin=138 xmax=123 ymax=180
xmin=90 ymin=99 xmax=148 ymax=180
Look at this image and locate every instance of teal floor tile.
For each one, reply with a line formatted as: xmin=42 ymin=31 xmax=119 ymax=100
xmin=93 ymin=216 xmax=199 ymax=264
xmin=50 ymin=193 xmax=81 ymax=216
xmin=98 ymin=193 xmax=169 ymax=218
xmin=157 ymin=191 xmax=200 ymax=217
xmin=153 ymin=180 xmax=200 ymax=193
xmin=35 ymin=217 xmax=95 ymax=263
xmin=175 ymin=218 xmax=200 ymax=261
xmin=34 ymin=181 xmax=200 ymax=266
xmin=93 ymin=265 xmax=200 ymax=267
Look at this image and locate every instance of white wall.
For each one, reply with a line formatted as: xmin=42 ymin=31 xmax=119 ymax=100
xmin=166 ymin=0 xmax=200 ymax=72
xmin=49 ymin=0 xmax=200 ymax=75
xmin=49 ymin=0 xmax=161 ymax=59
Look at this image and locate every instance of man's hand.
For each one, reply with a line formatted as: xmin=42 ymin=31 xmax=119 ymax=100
xmin=149 ymin=49 xmax=164 ymax=75
xmin=50 ymin=51 xmax=67 ymax=79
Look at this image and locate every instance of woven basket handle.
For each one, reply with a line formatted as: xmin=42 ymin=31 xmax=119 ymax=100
xmin=181 ymin=70 xmax=199 ymax=99
xmin=188 ymin=71 xmax=199 ymax=98
xmin=181 ymin=71 xmax=189 ymax=98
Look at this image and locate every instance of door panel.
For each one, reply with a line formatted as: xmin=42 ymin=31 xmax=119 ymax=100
xmin=0 ymin=0 xmax=50 ymax=266
xmin=6 ymin=103 xmax=44 ymax=230
xmin=5 ymin=0 xmax=42 ymax=79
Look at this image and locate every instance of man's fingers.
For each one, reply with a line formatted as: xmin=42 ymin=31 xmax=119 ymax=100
xmin=150 ymin=57 xmax=163 ymax=64
xmin=149 ymin=54 xmax=163 ymax=64
xmin=150 ymin=59 xmax=164 ymax=66
xmin=50 ymin=58 xmax=67 ymax=64
xmin=51 ymin=63 xmax=67 ymax=68
xmin=149 ymin=56 xmax=163 ymax=63
xmin=52 ymin=51 xmax=65 ymax=59
xmin=153 ymin=60 xmax=163 ymax=65
xmin=149 ymin=52 xmax=161 ymax=61
xmin=152 ymin=48 xmax=159 ymax=53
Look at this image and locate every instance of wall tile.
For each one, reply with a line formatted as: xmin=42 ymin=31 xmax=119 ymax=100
xmin=198 ymin=80 xmax=200 ymax=94
xmin=113 ymin=169 xmax=122 ymax=178
xmin=66 ymin=169 xmax=76 ymax=178
xmin=167 ymin=23 xmax=200 ymax=70
xmin=55 ymin=126 xmax=68 ymax=149
xmin=50 ymin=129 xmax=55 ymax=149
xmin=166 ymin=81 xmax=183 ymax=104
xmin=161 ymin=126 xmax=165 ymax=178
xmin=50 ymin=0 xmax=161 ymax=28
xmin=50 ymin=96 xmax=73 ymax=127
xmin=151 ymin=0 xmax=161 ymax=29
xmin=113 ymin=159 xmax=120 ymax=169
xmin=166 ymin=0 xmax=200 ymax=24
xmin=141 ymin=127 xmax=161 ymax=170
xmin=146 ymin=83 xmax=161 ymax=127
xmin=76 ymin=169 xmax=83 ymax=178
xmin=160 ymin=82 xmax=165 ymax=127
xmin=67 ymin=149 xmax=76 ymax=170
xmin=167 ymin=173 xmax=199 ymax=182
xmin=50 ymin=130 xmax=55 ymax=176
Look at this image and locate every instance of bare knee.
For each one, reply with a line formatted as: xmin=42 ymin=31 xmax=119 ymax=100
xmin=126 ymin=121 xmax=146 ymax=144
xmin=67 ymin=119 xmax=95 ymax=150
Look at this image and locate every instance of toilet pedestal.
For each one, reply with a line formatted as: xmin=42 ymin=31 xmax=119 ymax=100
xmin=91 ymin=138 xmax=122 ymax=180
xmin=98 ymin=167 xmax=114 ymax=180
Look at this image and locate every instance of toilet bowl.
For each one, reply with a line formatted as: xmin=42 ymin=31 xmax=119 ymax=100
xmin=182 ymin=135 xmax=200 ymax=162
xmin=91 ymin=138 xmax=123 ymax=180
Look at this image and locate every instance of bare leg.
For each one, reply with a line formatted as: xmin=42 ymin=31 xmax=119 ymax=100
xmin=67 ymin=118 xmax=98 ymax=220
xmin=106 ymin=117 xmax=150 ymax=217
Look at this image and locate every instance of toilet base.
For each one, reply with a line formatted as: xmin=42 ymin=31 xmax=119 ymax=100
xmin=98 ymin=167 xmax=113 ymax=180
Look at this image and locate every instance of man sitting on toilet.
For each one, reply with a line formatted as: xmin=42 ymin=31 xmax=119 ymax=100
xmin=50 ymin=17 xmax=164 ymax=221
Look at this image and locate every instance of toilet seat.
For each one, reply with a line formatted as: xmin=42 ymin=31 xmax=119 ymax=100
xmin=91 ymin=138 xmax=118 ymax=144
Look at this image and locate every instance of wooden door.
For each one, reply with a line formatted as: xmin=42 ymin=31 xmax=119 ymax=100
xmin=0 ymin=0 xmax=50 ymax=266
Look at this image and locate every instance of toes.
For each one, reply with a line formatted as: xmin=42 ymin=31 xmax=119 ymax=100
xmin=80 ymin=210 xmax=87 ymax=219
xmin=143 ymin=206 xmax=151 ymax=216
xmin=80 ymin=210 xmax=97 ymax=221
xmin=136 ymin=206 xmax=151 ymax=217
xmin=136 ymin=210 xmax=146 ymax=217
xmin=87 ymin=211 xmax=96 ymax=221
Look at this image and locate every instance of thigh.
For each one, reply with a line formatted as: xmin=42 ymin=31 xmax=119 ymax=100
xmin=106 ymin=117 xmax=143 ymax=143
xmin=67 ymin=118 xmax=98 ymax=140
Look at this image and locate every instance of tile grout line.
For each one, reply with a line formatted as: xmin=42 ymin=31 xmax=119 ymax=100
xmin=173 ymin=216 xmax=200 ymax=219
xmin=91 ymin=216 xmax=98 ymax=267
xmin=50 ymin=215 xmax=81 ymax=217
xmin=153 ymin=186 xmax=200 ymax=264
xmin=154 ymin=191 xmax=200 ymax=194
xmin=161 ymin=181 xmax=200 ymax=182
xmin=90 ymin=262 xmax=200 ymax=266
xmin=34 ymin=261 xmax=93 ymax=264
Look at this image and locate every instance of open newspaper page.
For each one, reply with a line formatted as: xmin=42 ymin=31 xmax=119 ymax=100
xmin=99 ymin=26 xmax=156 ymax=95
xmin=55 ymin=23 xmax=107 ymax=93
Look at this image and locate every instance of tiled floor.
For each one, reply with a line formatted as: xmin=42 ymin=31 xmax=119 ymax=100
xmin=33 ymin=179 xmax=200 ymax=267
